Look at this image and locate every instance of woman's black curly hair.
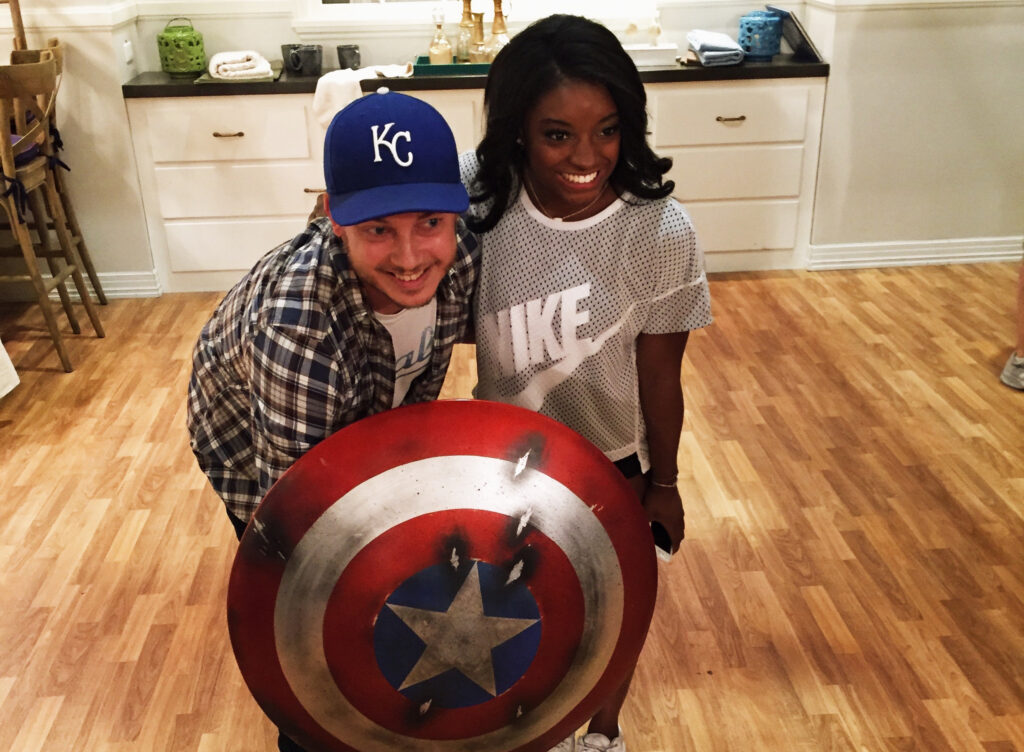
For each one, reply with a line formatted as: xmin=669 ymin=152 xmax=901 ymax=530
xmin=466 ymin=14 xmax=674 ymax=233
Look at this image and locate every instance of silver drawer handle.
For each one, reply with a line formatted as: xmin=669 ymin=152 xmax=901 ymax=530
xmin=303 ymin=188 xmax=326 ymax=194
xmin=715 ymin=115 xmax=747 ymax=123
xmin=213 ymin=131 xmax=245 ymax=138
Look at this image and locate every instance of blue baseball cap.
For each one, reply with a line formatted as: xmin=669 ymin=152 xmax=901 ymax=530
xmin=324 ymin=87 xmax=469 ymax=226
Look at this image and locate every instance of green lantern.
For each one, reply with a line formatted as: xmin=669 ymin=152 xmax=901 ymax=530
xmin=157 ymin=17 xmax=206 ymax=77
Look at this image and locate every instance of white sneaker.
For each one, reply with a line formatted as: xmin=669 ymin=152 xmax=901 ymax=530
xmin=548 ymin=734 xmax=576 ymax=752
xmin=579 ymin=732 xmax=626 ymax=752
xmin=1001 ymin=351 xmax=1024 ymax=390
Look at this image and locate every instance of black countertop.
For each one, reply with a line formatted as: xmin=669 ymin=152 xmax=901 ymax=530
xmin=122 ymin=54 xmax=827 ymax=99
xmin=124 ymin=13 xmax=828 ymax=99
xmin=125 ymin=11 xmax=827 ymax=98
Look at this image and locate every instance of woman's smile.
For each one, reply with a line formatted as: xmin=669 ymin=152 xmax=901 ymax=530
xmin=522 ymin=79 xmax=621 ymax=221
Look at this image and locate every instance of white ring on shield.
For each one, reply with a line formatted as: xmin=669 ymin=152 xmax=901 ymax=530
xmin=272 ymin=454 xmax=625 ymax=752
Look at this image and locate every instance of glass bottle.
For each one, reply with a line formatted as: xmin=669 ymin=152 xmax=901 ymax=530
xmin=482 ymin=0 xmax=510 ymax=62
xmin=428 ymin=7 xmax=452 ymax=65
xmin=468 ymin=12 xmax=487 ymax=63
xmin=456 ymin=0 xmax=474 ymax=64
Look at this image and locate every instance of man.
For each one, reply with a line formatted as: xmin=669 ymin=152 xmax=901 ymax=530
xmin=187 ymin=87 xmax=478 ymax=539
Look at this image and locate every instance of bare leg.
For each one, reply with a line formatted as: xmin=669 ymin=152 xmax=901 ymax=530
xmin=585 ymin=472 xmax=650 ymax=739
xmin=586 ymin=666 xmax=635 ymax=739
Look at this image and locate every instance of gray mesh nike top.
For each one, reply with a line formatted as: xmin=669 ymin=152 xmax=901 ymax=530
xmin=463 ymin=153 xmax=713 ymax=469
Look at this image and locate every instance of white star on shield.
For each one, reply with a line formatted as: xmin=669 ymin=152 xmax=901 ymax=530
xmin=386 ymin=561 xmax=539 ymax=697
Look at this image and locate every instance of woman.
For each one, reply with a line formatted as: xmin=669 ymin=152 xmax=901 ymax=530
xmin=462 ymin=14 xmax=713 ymax=752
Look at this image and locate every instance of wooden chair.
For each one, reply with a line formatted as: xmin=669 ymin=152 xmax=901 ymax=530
xmin=10 ymin=39 xmax=107 ymax=304
xmin=0 ymin=56 xmax=104 ymax=372
xmin=1 ymin=0 xmax=27 ymax=51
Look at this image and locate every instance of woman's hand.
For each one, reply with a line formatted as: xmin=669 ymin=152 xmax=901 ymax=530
xmin=643 ymin=481 xmax=685 ymax=553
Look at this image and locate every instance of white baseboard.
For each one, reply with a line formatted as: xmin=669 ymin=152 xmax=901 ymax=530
xmin=29 ymin=270 xmax=162 ymax=302
xmin=809 ymin=236 xmax=1024 ymax=270
xmin=91 ymin=271 xmax=163 ymax=299
xmin=704 ymin=248 xmax=805 ymax=274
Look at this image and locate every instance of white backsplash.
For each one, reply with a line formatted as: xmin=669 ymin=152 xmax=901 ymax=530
xmin=126 ymin=0 xmax=757 ymax=72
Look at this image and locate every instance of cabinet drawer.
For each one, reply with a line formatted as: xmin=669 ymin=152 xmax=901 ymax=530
xmin=145 ymin=99 xmax=312 ymax=163
xmin=166 ymin=218 xmax=308 ymax=272
xmin=408 ymin=90 xmax=485 ymax=154
xmin=652 ymin=87 xmax=809 ymax=147
xmin=667 ymin=145 xmax=804 ymax=201
xmin=155 ymin=163 xmax=324 ymax=218
xmin=686 ymin=200 xmax=799 ymax=252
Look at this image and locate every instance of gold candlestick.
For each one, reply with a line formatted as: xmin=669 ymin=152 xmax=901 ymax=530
xmin=483 ymin=0 xmax=510 ymax=62
xmin=469 ymin=12 xmax=487 ymax=63
xmin=456 ymin=0 xmax=474 ymax=63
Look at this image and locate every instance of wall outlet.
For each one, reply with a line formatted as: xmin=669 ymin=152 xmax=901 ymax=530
xmin=123 ymin=39 xmax=134 ymax=64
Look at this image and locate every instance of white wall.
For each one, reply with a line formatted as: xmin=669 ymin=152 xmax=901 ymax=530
xmin=808 ymin=1 xmax=1024 ymax=253
xmin=132 ymin=2 xmax=291 ymax=72
xmin=0 ymin=12 xmax=157 ymax=297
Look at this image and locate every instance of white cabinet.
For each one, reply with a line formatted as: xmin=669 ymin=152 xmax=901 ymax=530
xmin=400 ymin=89 xmax=485 ymax=156
xmin=127 ymin=90 xmax=485 ymax=293
xmin=126 ymin=94 xmax=327 ymax=292
xmin=648 ymin=78 xmax=826 ymax=272
xmin=126 ymin=81 xmax=823 ymax=291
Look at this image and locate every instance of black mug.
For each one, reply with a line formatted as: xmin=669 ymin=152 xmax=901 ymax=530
xmin=337 ymin=44 xmax=360 ymax=70
xmin=281 ymin=43 xmax=323 ymax=76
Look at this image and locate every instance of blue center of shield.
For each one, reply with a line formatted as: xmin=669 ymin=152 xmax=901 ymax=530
xmin=374 ymin=560 xmax=541 ymax=708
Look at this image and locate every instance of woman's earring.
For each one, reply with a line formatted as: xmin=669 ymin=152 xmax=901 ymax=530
xmin=515 ymin=136 xmax=524 ymax=146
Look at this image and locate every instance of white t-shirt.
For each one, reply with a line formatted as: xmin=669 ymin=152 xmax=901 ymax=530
xmin=463 ymin=153 xmax=713 ymax=469
xmin=374 ymin=298 xmax=437 ymax=407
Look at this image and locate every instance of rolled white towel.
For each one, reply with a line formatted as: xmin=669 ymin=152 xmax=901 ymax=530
xmin=312 ymin=64 xmax=414 ymax=130
xmin=209 ymin=51 xmax=273 ymax=79
xmin=312 ymin=70 xmax=363 ymax=129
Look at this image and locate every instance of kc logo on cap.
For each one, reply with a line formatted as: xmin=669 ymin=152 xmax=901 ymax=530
xmin=371 ymin=123 xmax=413 ymax=167
xmin=324 ymin=88 xmax=468 ymax=226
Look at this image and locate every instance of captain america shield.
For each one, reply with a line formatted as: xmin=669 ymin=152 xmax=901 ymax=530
xmin=228 ymin=399 xmax=657 ymax=752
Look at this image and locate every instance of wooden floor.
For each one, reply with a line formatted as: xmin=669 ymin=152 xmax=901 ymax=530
xmin=1 ymin=262 xmax=1021 ymax=752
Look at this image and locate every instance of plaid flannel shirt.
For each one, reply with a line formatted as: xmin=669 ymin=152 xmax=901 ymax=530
xmin=187 ymin=217 xmax=479 ymax=522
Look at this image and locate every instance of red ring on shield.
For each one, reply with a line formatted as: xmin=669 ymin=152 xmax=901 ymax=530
xmin=228 ymin=400 xmax=657 ymax=752
xmin=323 ymin=508 xmax=585 ymax=740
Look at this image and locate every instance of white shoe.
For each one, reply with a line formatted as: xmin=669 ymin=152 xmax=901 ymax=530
xmin=579 ymin=732 xmax=626 ymax=752
xmin=548 ymin=734 xmax=576 ymax=751
xmin=1001 ymin=351 xmax=1024 ymax=390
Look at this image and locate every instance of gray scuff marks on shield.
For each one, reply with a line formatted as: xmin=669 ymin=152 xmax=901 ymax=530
xmin=438 ymin=532 xmax=472 ymax=582
xmin=248 ymin=511 xmax=290 ymax=561
xmin=507 ymin=432 xmax=547 ymax=480
xmin=515 ymin=506 xmax=533 ymax=536
xmin=506 ymin=559 xmax=525 ymax=586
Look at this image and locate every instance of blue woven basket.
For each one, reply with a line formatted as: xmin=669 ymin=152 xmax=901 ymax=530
xmin=738 ymin=10 xmax=782 ymax=62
